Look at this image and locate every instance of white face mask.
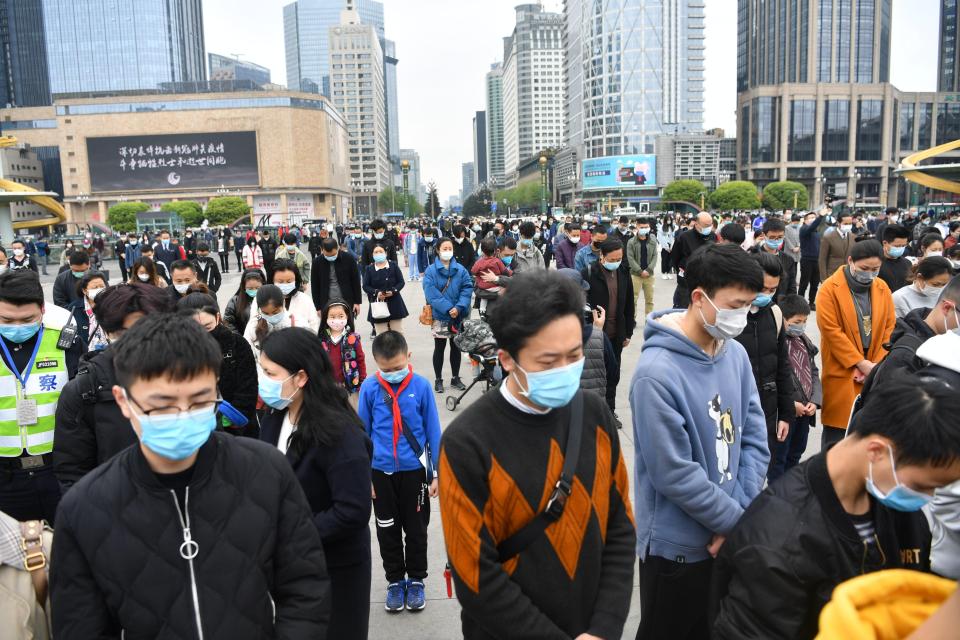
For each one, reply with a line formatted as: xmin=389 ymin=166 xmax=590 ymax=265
xmin=87 ymin=287 xmax=104 ymax=300
xmin=697 ymin=290 xmax=750 ymax=341
xmin=137 ymin=273 xmax=151 ymax=282
xmin=439 ymin=251 xmax=454 ymax=262
xmin=12 ymin=248 xmax=24 ymax=257
xmin=922 ymin=284 xmax=945 ymax=299
xmin=927 ymin=250 xmax=943 ymax=258
xmin=277 ymin=282 xmax=297 ymax=296
xmin=174 ymin=283 xmax=191 ymax=294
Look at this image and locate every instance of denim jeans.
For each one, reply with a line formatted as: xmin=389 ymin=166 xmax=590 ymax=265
xmin=407 ymin=253 xmax=419 ymax=279
xmin=770 ymin=414 xmax=814 ymax=482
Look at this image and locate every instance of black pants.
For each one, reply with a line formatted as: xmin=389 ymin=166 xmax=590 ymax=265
xmin=234 ymin=250 xmax=243 ymax=271
xmin=433 ymin=337 xmax=462 ymax=381
xmin=798 ymin=258 xmax=820 ymax=304
xmin=117 ymin=258 xmax=128 ymax=282
xmin=673 ymin=276 xmax=691 ymax=309
xmin=636 ymin=555 xmax=713 ymax=640
xmin=0 ymin=463 xmax=61 ymax=524
xmin=219 ymin=252 xmax=230 ymax=272
xmin=606 ymin=338 xmax=623 ymax=412
xmin=328 ymin=559 xmax=371 ymax=640
xmin=372 ymin=469 xmax=430 ymax=583
xmin=821 ymin=424 xmax=846 ymax=450
xmin=661 ymin=248 xmax=672 ymax=274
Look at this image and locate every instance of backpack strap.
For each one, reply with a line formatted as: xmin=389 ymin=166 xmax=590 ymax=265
xmin=771 ymin=304 xmax=783 ymax=337
xmin=380 ymin=388 xmax=434 ymax=482
xmin=19 ymin=520 xmax=48 ymax=608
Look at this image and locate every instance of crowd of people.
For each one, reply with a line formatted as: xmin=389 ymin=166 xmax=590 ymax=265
xmin=0 ymin=203 xmax=957 ymax=639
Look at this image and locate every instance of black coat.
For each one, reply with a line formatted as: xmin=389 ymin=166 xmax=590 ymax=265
xmin=260 ymin=410 xmax=372 ymax=568
xmin=193 ymin=257 xmax=222 ymax=292
xmin=311 ymin=251 xmax=363 ymax=311
xmin=53 ymin=268 xmax=83 ymax=307
xmin=748 ymin=245 xmax=797 ymax=302
xmin=211 ymin=324 xmax=260 ymax=437
xmin=360 ymin=238 xmax=398 ymax=267
xmin=452 ymin=238 xmax=476 ymax=271
xmin=53 ymin=347 xmax=137 ymax=492
xmin=51 ymin=433 xmax=331 ymax=639
xmin=583 ymin=262 xmax=636 ymax=345
xmin=734 ymin=307 xmax=795 ymax=434
xmin=66 ymin=299 xmax=91 ymax=352
xmin=861 ymin=307 xmax=936 ymax=401
xmin=153 ymin=243 xmax=181 ymax=271
xmin=671 ymin=228 xmax=715 ymax=276
xmin=362 ymin=262 xmax=408 ymax=322
xmin=712 ymin=452 xmax=931 ymax=639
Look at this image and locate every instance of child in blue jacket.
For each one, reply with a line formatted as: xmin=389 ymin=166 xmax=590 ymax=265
xmin=358 ymin=330 xmax=442 ymax=614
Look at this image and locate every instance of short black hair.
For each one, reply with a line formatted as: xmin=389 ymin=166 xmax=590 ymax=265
xmin=940 ymin=275 xmax=960 ymax=305
xmin=321 ymin=237 xmax=338 ymax=252
xmin=480 ymin=237 xmax=497 ymax=256
xmin=94 ymin=283 xmax=174 ymax=333
xmin=69 ymin=251 xmax=90 ymax=266
xmin=882 ymin=224 xmax=910 ymax=243
xmin=0 ymin=270 xmax=43 ymax=307
xmin=370 ymin=219 xmax=386 ymax=231
xmin=779 ymin=294 xmax=810 ymax=318
xmin=282 ymin=233 xmax=297 ymax=245
xmin=113 ymin=313 xmax=221 ymax=389
xmin=720 ymin=223 xmax=746 ymax=245
xmin=849 ymin=238 xmax=883 ymax=262
xmin=916 ymin=256 xmax=954 ymax=281
xmin=565 ymin=223 xmax=581 ymax=233
xmin=140 ymin=244 xmax=154 ymax=254
xmin=371 ymin=330 xmax=408 ymax=360
xmin=838 ymin=211 xmax=854 ymax=223
xmin=9 ymin=239 xmax=24 ymax=247
xmin=177 ymin=292 xmax=220 ymax=316
xmin=488 ymin=270 xmax=584 ymax=359
xmin=519 ymin=221 xmax=536 ymax=239
xmin=618 ymin=215 xmax=629 ymax=224
xmin=170 ymin=259 xmax=196 ymax=274
xmin=885 ymin=206 xmax=899 ymax=215
xmin=849 ymin=377 xmax=960 ymax=467
xmin=502 ymin=236 xmax=518 ymax=251
xmin=197 ymin=243 xmax=210 ymax=252
xmin=685 ymin=243 xmax=764 ymax=297
xmin=921 ymin=232 xmax=945 ymax=251
xmin=753 ymin=251 xmax=783 ymax=278
xmin=75 ymin=271 xmax=108 ymax=297
xmin=592 ymin=225 xmax=608 ymax=236
xmin=598 ymin=239 xmax=622 ymax=256
xmin=761 ymin=218 xmax=786 ymax=234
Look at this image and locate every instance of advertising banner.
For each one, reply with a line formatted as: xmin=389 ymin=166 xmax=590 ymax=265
xmin=287 ymin=195 xmax=315 ymax=217
xmin=253 ymin=195 xmax=281 ymax=215
xmin=87 ymin=131 xmax=260 ymax=192
xmin=581 ymin=154 xmax=657 ymax=190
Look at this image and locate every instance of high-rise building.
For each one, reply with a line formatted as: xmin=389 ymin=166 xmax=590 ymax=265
xmin=485 ymin=63 xmax=505 ymax=187
xmin=329 ymin=5 xmax=390 ymax=195
xmin=502 ymin=4 xmax=565 ymax=183
xmin=208 ymin=53 xmax=271 ymax=87
xmin=0 ymin=0 xmax=50 ymax=107
xmin=461 ymin=161 xmax=476 ymax=202
xmin=400 ymin=148 xmax=424 ymax=204
xmin=564 ymin=0 xmax=705 ymax=161
xmin=473 ymin=111 xmax=488 ymax=186
xmin=655 ymin=133 xmax=738 ymax=190
xmin=43 ymin=0 xmax=206 ymax=95
xmin=384 ymin=39 xmax=401 ymax=178
xmin=940 ymin=0 xmax=960 ymax=91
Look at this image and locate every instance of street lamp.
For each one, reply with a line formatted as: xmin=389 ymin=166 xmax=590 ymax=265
xmin=818 ymin=174 xmax=828 ymax=206
xmin=401 ymin=160 xmax=410 ymax=218
xmin=854 ymin=170 xmax=862 ymax=208
xmin=76 ymin=192 xmax=90 ymax=224
xmin=792 ymin=190 xmax=799 ymax=210
xmin=539 ymin=155 xmax=548 ymax=216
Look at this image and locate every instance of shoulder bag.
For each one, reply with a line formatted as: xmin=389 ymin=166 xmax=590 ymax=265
xmin=419 ymin=273 xmax=453 ymax=326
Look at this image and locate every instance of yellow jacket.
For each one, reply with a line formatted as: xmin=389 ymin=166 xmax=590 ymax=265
xmin=817 ymin=569 xmax=956 ymax=639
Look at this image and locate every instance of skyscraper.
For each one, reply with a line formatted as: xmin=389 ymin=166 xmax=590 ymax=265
xmin=208 ymin=53 xmax=271 ymax=87
xmin=564 ymin=0 xmax=705 ymax=161
xmin=461 ymin=161 xmax=476 ymax=202
xmin=400 ymin=148 xmax=425 ymax=204
xmin=473 ymin=111 xmax=488 ymax=186
xmin=384 ymin=39 xmax=401 ymax=178
xmin=940 ymin=0 xmax=960 ymax=91
xmin=0 ymin=0 xmax=50 ymax=107
xmin=502 ymin=4 xmax=565 ymax=182
xmin=485 ymin=63 xmax=505 ymax=187
xmin=43 ymin=0 xmax=206 ymax=95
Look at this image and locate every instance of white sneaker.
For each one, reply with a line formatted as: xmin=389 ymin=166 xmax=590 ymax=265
xmin=661 ymin=274 xmax=669 ymax=280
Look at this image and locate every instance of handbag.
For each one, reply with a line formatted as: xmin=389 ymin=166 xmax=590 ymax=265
xmin=420 ymin=274 xmax=454 ymax=326
xmin=371 ymin=300 xmax=391 ymax=320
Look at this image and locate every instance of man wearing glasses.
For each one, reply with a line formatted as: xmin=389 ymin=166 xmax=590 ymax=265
xmin=50 ymin=314 xmax=331 ymax=637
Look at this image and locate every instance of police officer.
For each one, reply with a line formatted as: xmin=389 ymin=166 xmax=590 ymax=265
xmin=0 ymin=270 xmax=80 ymax=523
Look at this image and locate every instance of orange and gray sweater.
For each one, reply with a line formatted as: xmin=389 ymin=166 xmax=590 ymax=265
xmin=439 ymin=388 xmax=635 ymax=639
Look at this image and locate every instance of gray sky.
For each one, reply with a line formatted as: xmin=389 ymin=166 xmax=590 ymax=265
xmin=204 ymin=0 xmax=940 ymax=201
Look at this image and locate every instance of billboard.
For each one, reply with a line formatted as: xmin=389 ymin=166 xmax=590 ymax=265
xmin=87 ymin=131 xmax=259 ymax=192
xmin=581 ymin=154 xmax=657 ymax=190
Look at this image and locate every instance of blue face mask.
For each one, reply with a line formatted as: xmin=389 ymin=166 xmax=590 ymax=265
xmin=245 ymin=288 xmax=258 ymax=298
xmin=374 ymin=232 xmax=385 ymax=239
xmin=699 ymin=226 xmax=714 ymax=236
xmin=0 ymin=322 xmax=41 ymax=344
xmin=502 ymin=255 xmax=514 ymax=266
xmin=262 ymin=310 xmax=287 ymax=326
xmin=866 ymin=445 xmax=933 ymax=512
xmin=379 ymin=368 xmax=409 ymax=385
xmin=888 ymin=246 xmax=906 ymax=259
xmin=753 ymin=293 xmax=773 ymax=308
xmin=603 ymin=260 xmax=621 ymax=271
xmin=765 ymin=238 xmax=784 ymax=251
xmin=258 ymin=373 xmax=298 ymax=410
xmin=129 ymin=398 xmax=218 ymax=461
xmin=72 ymin=270 xmax=87 ymax=279
xmin=324 ymin=254 xmax=338 ymax=262
xmin=515 ymin=358 xmax=586 ymax=409
xmin=373 ymin=253 xmax=387 ymax=264
xmin=637 ymin=228 xmax=650 ymax=237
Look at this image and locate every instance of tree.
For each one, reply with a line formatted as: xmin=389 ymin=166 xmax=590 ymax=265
xmin=161 ymin=201 xmax=204 ymax=227
xmin=424 ymin=182 xmax=441 ymax=219
xmin=709 ymin=181 xmax=761 ymax=211
xmin=107 ymin=201 xmax=149 ymax=233
xmin=762 ymin=181 xmax=810 ymax=211
xmin=205 ymin=196 xmax=250 ymax=225
xmin=494 ymin=182 xmax=541 ymax=211
xmin=662 ymin=179 xmax=709 ymax=206
xmin=378 ymin=188 xmax=422 ymax=217
xmin=462 ymin=186 xmax=494 ymax=218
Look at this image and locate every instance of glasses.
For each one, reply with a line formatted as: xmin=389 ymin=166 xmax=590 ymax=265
xmin=125 ymin=391 xmax=222 ymax=418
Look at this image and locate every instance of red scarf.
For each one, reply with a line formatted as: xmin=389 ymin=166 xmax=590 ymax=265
xmin=375 ymin=366 xmax=413 ymax=462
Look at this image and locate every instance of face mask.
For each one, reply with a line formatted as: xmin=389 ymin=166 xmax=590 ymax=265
xmin=374 ymin=232 xmax=385 ymax=239
xmin=502 ymin=255 xmax=514 ymax=266
xmin=72 ymin=270 xmax=87 ymax=278
xmin=840 ymin=224 xmax=853 ymax=234
xmin=785 ymin=323 xmax=805 ymax=337
xmin=286 ymin=245 xmax=296 ymax=253
xmin=699 ymin=226 xmax=714 ymax=236
xmin=569 ymin=235 xmax=581 ymax=244
xmin=923 ymin=285 xmax=945 ymax=299
xmin=603 ymin=260 xmax=621 ymax=271
xmin=262 ymin=310 xmax=287 ymax=326
xmin=888 ymin=215 xmax=899 ymax=224
xmin=698 ymin=291 xmax=750 ymax=341
xmin=533 ymin=232 xmax=541 ymax=240
xmin=637 ymin=228 xmax=650 ymax=237
xmin=133 ymin=402 xmax=218 ymax=461
xmin=258 ymin=373 xmax=298 ymax=410
xmin=927 ymin=250 xmax=943 ymax=257
xmin=514 ymin=358 xmax=586 ymax=409
xmin=379 ymin=368 xmax=409 ymax=385
xmin=753 ymin=293 xmax=773 ymax=308
xmin=619 ymin=226 xmax=628 ymax=234
xmin=87 ymin=287 xmax=104 ymax=300
xmin=327 ymin=318 xmax=348 ymax=332
xmin=138 ymin=273 xmax=151 ymax=282
xmin=245 ymin=288 xmax=258 ymax=298
xmin=13 ymin=249 xmax=24 ymax=257
xmin=324 ymin=254 xmax=338 ymax=262
xmin=0 ymin=265 xmax=8 ymax=275
xmin=454 ymin=237 xmax=464 ymax=244
xmin=0 ymin=321 xmax=41 ymax=344
xmin=765 ymin=239 xmax=784 ymax=251
xmin=888 ymin=246 xmax=906 ymax=258
xmin=174 ymin=283 xmax=191 ymax=294
xmin=521 ymin=238 xmax=533 ymax=247
xmin=472 ymin=225 xmax=481 ymax=232
xmin=439 ymin=251 xmax=454 ymax=262
xmin=423 ymin=236 xmax=434 ymax=243
xmin=866 ymin=445 xmax=932 ymax=512
xmin=277 ymin=282 xmax=297 ymax=296
xmin=850 ymin=266 xmax=878 ymax=285
xmin=373 ymin=253 xmax=387 ymax=263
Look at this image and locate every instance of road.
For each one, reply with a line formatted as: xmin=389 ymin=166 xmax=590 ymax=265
xmin=41 ymin=257 xmax=824 ymax=640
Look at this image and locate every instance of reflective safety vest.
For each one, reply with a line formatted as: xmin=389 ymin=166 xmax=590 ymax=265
xmin=0 ymin=313 xmax=70 ymax=457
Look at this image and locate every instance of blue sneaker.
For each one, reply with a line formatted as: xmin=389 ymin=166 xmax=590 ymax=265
xmin=385 ymin=581 xmax=406 ymax=612
xmin=406 ymin=580 xmax=426 ymax=611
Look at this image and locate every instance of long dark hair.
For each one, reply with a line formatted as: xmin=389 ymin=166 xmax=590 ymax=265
xmin=233 ymin=269 xmax=265 ymax=324
xmin=255 ymin=284 xmax=285 ymax=348
xmin=269 ymin=258 xmax=303 ymax=308
xmin=260 ymin=327 xmax=360 ymax=454
xmin=129 ymin=257 xmax=161 ymax=286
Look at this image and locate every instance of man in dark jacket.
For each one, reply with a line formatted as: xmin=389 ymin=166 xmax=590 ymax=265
xmin=554 ymin=222 xmax=586 ymax=270
xmin=312 ymin=237 xmax=362 ymax=316
xmin=451 ymin=224 xmax=476 ymax=271
xmin=671 ymin=212 xmax=716 ymax=307
xmin=878 ymin=223 xmax=912 ymax=292
xmin=583 ymin=239 xmax=635 ymax=416
xmin=798 ymin=208 xmax=826 ymax=308
xmin=193 ymin=243 xmax=222 ymax=292
xmin=153 ymin=229 xmax=180 ymax=273
xmin=50 ymin=314 xmax=330 ymax=637
xmin=258 ymin=231 xmax=279 ymax=275
xmin=361 ymin=219 xmax=398 ymax=266
xmin=712 ymin=376 xmax=960 ymax=640
xmin=53 ymin=251 xmax=91 ymax=307
xmin=749 ymin=218 xmax=797 ymax=301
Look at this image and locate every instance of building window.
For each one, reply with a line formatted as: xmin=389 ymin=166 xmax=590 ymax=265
xmin=822 ymin=99 xmax=850 ymax=161
xmin=899 ymin=102 xmax=915 ymax=151
xmin=937 ymin=101 xmax=960 ymax=145
xmin=918 ymin=102 xmax=934 ymax=148
xmin=751 ymin=97 xmax=779 ymax=162
xmin=856 ymin=99 xmax=883 ymax=160
xmin=789 ymin=100 xmax=816 ymax=161
xmin=818 ymin=0 xmax=833 ymax=81
xmin=740 ymin=104 xmax=751 ymax=163
xmin=855 ymin=0 xmax=876 ymax=83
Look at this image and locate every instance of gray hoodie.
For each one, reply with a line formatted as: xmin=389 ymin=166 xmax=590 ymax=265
xmin=512 ymin=243 xmax=544 ymax=274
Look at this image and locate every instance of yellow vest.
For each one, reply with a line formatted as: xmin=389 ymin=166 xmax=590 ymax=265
xmin=0 ymin=310 xmax=70 ymax=457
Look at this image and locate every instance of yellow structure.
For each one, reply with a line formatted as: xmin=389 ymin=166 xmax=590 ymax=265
xmin=0 ymin=136 xmax=66 ymax=230
xmin=896 ymin=139 xmax=960 ymax=195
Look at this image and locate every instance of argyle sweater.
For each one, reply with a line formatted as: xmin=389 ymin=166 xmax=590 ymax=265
xmin=439 ymin=388 xmax=635 ymax=640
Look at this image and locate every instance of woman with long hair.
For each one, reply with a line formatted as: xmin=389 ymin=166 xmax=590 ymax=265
xmin=224 ymin=269 xmax=265 ymax=333
xmin=244 ymin=284 xmax=291 ymax=360
xmin=66 ymin=271 xmax=109 ymax=352
xmin=128 ymin=257 xmax=163 ymax=287
xmin=244 ymin=259 xmax=319 ymax=335
xmin=257 ymin=328 xmax=372 ymax=640
xmin=242 ymin=235 xmax=264 ymax=273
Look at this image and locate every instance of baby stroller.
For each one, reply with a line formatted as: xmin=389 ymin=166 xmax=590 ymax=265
xmin=446 ymin=319 xmax=500 ymax=412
